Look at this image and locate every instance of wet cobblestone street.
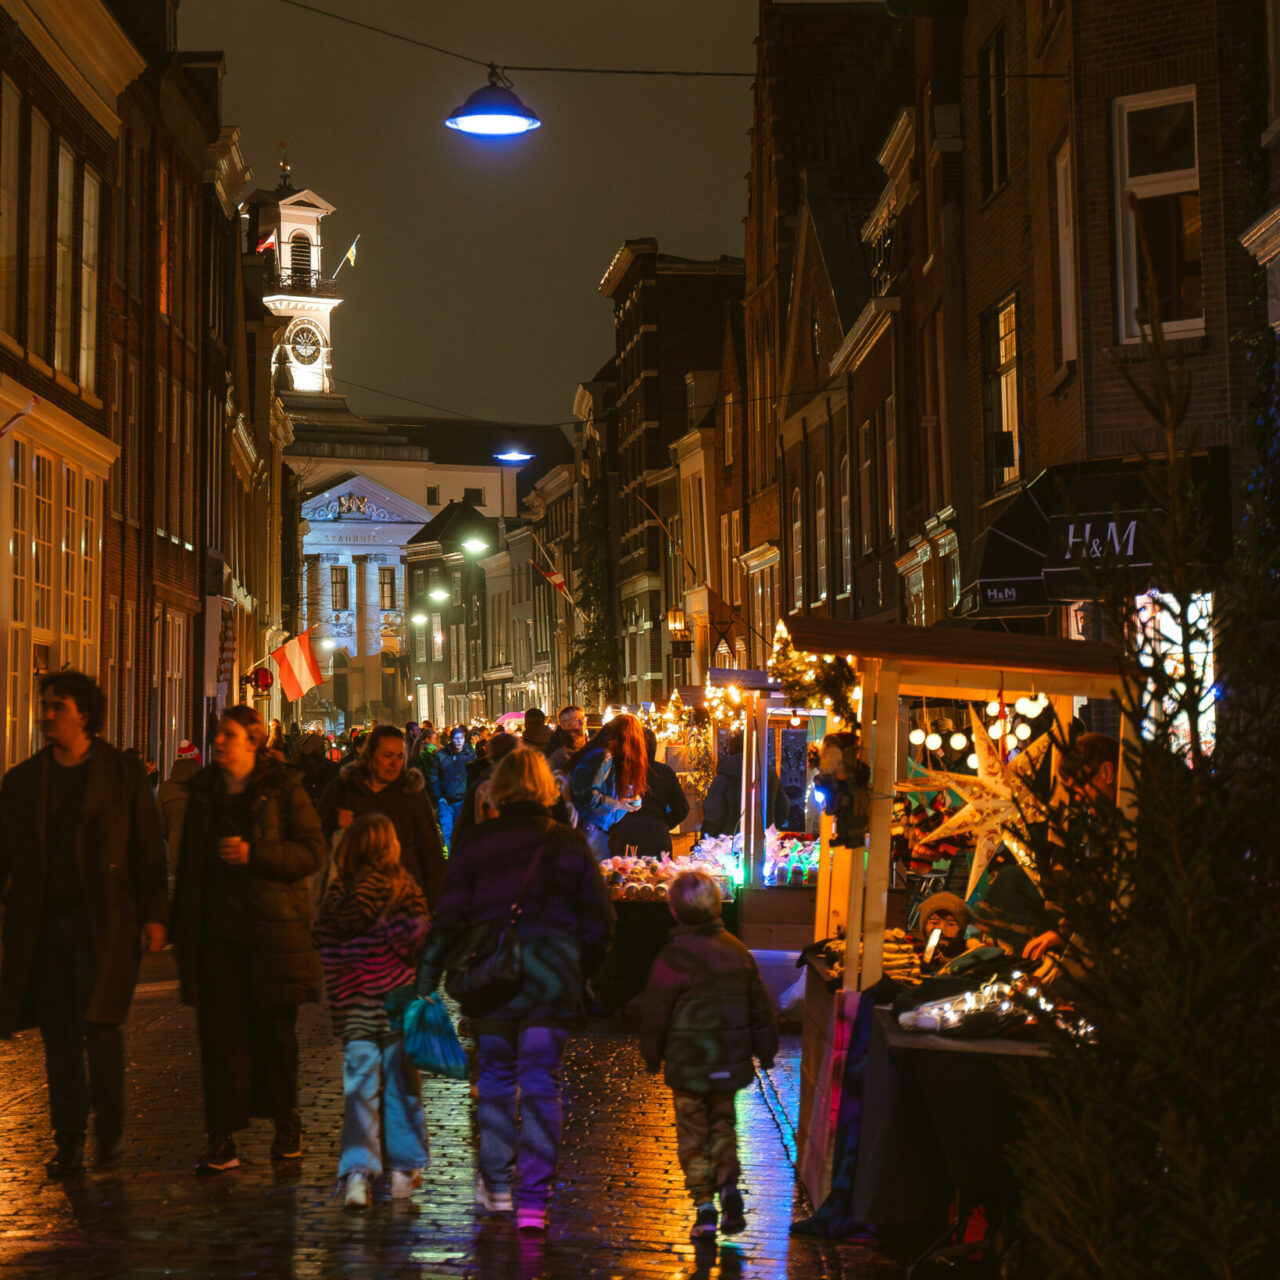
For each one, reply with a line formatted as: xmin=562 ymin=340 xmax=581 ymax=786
xmin=0 ymin=960 xmax=900 ymax=1279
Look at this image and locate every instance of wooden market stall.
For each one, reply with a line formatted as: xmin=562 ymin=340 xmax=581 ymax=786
xmin=777 ymin=618 xmax=1125 ymax=1207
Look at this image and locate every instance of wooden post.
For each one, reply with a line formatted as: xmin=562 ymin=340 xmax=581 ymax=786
xmin=860 ymin=661 xmax=900 ymax=989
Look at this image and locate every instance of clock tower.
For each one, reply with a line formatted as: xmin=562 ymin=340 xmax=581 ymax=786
xmin=249 ymin=158 xmax=342 ymax=395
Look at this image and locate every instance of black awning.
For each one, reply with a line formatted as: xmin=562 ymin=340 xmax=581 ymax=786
xmin=956 ymin=476 xmax=1055 ymax=618
xmin=1042 ymin=448 xmax=1232 ymax=599
xmin=955 ymin=448 xmax=1232 ymax=618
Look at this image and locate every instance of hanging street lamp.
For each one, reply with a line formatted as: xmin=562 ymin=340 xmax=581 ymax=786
xmin=445 ymin=66 xmax=541 ymax=136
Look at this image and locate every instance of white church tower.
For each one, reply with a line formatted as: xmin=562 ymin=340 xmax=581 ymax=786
xmin=254 ymin=152 xmax=343 ymax=394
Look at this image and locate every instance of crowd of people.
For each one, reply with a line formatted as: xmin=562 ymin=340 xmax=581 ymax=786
xmin=0 ymin=674 xmax=778 ymax=1242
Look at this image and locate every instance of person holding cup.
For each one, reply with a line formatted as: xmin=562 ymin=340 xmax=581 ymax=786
xmin=171 ymin=704 xmax=326 ymax=1173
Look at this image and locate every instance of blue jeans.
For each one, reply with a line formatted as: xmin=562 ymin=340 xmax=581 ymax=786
xmin=338 ymin=1037 xmax=429 ymax=1178
xmin=475 ymin=1023 xmax=569 ymax=1211
xmin=438 ymin=799 xmax=463 ymax=849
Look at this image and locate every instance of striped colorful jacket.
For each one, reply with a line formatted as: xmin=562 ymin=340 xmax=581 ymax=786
xmin=313 ymin=868 xmax=429 ymax=1043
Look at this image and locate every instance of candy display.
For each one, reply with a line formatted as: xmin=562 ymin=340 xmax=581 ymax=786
xmin=599 ymin=847 xmax=740 ymax=903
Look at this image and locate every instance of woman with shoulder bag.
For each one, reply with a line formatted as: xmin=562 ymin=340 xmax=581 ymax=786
xmin=566 ymin=713 xmax=648 ymax=857
xmin=171 ymin=705 xmax=327 ymax=1173
xmin=417 ymin=748 xmax=615 ymax=1234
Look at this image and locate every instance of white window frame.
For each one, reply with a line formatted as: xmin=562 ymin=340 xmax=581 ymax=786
xmin=54 ymin=142 xmax=75 ymax=375
xmin=730 ymin=510 xmax=741 ymax=606
xmin=1114 ymin=85 xmax=1202 ymax=341
xmin=79 ymin=168 xmax=100 ymax=388
xmin=0 ymin=77 xmax=21 ymax=338
xmin=840 ymin=453 xmax=852 ymax=593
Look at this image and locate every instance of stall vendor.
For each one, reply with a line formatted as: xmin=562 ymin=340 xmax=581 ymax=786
xmin=915 ymin=892 xmax=973 ymax=970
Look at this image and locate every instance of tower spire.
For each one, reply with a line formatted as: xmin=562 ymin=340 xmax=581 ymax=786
xmin=276 ymin=139 xmax=294 ymax=195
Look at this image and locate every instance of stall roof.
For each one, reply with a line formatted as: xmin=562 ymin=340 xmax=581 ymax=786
xmin=783 ymin=618 xmax=1121 ymax=700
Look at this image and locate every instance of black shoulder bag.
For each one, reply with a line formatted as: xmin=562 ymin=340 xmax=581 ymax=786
xmin=443 ymin=838 xmax=547 ymax=1018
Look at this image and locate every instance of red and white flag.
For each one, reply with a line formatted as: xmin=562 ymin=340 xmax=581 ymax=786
xmin=270 ymin=630 xmax=322 ymax=702
xmin=532 ymin=561 xmax=568 ymax=597
xmin=256 ymin=228 xmax=277 ymax=254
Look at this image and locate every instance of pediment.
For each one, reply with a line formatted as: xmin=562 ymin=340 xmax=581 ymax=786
xmin=301 ymin=473 xmax=429 ymax=525
xmin=279 ymin=188 xmax=337 ymax=217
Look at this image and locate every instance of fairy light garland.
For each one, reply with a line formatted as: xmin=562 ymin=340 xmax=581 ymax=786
xmin=767 ymin=621 xmax=863 ymax=722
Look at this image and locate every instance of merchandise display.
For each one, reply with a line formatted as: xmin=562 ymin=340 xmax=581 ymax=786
xmin=599 ymin=848 xmax=739 ymax=903
xmin=760 ymin=828 xmax=820 ymax=886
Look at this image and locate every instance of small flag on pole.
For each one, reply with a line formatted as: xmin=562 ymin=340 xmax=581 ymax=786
xmin=344 ymin=237 xmax=358 ymax=267
xmin=531 ymin=561 xmax=568 ymax=597
xmin=270 ymin=630 xmax=323 ymax=702
xmin=255 ymin=228 xmax=277 ymax=255
xmin=0 ymin=397 xmax=39 ymax=442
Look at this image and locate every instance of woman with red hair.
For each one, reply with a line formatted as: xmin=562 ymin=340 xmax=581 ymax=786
xmin=567 ymin=714 xmax=648 ymax=856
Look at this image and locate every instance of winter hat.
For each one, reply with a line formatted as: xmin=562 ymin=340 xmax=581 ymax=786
xmin=176 ymin=740 xmax=202 ymax=762
xmin=916 ymin=891 xmax=971 ymax=934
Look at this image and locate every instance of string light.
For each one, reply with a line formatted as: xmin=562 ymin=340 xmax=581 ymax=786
xmin=949 ymin=731 xmax=968 ymax=751
xmin=925 ymin=732 xmax=942 ymax=752
xmin=909 ymin=727 xmax=926 ymax=746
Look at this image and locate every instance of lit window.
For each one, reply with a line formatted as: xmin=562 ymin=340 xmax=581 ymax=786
xmin=814 ymin=472 xmax=827 ymax=600
xmin=981 ymin=296 xmax=1022 ymax=491
xmin=791 ymin=488 xmax=803 ymax=609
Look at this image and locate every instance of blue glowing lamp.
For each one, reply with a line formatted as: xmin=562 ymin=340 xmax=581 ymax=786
xmin=445 ymin=67 xmax=541 ymax=136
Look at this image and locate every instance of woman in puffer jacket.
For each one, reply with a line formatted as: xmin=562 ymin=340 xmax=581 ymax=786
xmin=317 ymin=725 xmax=446 ymax=909
xmin=417 ymin=748 xmax=615 ymax=1234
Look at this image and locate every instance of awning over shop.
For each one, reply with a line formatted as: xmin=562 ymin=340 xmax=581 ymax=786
xmin=958 ymin=448 xmax=1231 ymax=618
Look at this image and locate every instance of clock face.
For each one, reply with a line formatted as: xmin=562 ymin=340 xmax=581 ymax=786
xmin=290 ymin=324 xmax=323 ymax=365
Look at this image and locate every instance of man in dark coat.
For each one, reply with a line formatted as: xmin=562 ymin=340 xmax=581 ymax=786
xmin=0 ymin=671 xmax=169 ymax=1178
xmin=521 ymin=707 xmax=554 ymax=751
xmin=426 ymin=726 xmax=475 ymax=849
xmin=700 ymin=733 xmax=789 ymax=837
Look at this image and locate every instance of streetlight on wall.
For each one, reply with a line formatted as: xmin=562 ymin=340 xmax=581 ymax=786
xmin=461 ymin=538 xmax=489 ymax=555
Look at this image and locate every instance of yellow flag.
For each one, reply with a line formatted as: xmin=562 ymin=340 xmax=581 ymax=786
xmin=345 ymin=239 xmax=358 ymax=267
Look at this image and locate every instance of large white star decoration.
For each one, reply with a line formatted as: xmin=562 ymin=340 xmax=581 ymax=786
xmin=896 ymin=706 xmax=1053 ymax=898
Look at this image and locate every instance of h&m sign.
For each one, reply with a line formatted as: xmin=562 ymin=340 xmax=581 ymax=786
xmin=1058 ymin=516 xmax=1141 ymax=563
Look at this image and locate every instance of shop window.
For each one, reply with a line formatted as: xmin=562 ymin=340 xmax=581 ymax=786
xmin=1114 ymin=87 xmax=1201 ymax=340
xmin=978 ymin=26 xmax=1008 ymax=198
xmin=1135 ymin=590 xmax=1214 ymax=758
xmin=981 ymin=295 xmax=1022 ymax=492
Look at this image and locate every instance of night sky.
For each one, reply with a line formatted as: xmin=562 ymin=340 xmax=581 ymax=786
xmin=178 ymin=0 xmax=758 ymax=428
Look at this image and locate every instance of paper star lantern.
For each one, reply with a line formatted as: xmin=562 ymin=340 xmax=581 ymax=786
xmin=897 ymin=706 xmax=1053 ymax=897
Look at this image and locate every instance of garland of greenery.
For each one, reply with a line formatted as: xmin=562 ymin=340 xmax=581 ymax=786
xmin=767 ymin=621 xmax=861 ymax=723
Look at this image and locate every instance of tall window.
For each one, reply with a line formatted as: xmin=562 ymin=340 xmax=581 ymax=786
xmin=885 ymin=396 xmax=897 ymax=539
xmin=290 ymin=231 xmax=310 ymax=278
xmin=109 ymin=347 xmax=123 ymax=515
xmin=32 ymin=452 xmax=53 ymax=631
xmin=979 ymin=27 xmax=1008 ymax=198
xmin=79 ymin=169 xmax=100 ymax=388
xmin=840 ymin=453 xmax=852 ymax=592
xmin=0 ymin=78 xmax=20 ymax=335
xmin=791 ymin=488 xmax=803 ymax=609
xmin=330 ymin=565 xmax=349 ymax=611
xmin=155 ymin=369 xmax=167 ymax=534
xmin=114 ymin=134 xmax=125 ymax=283
xmin=730 ymin=510 xmax=741 ymax=605
xmin=128 ymin=140 xmax=141 ymax=298
xmin=183 ymin=391 xmax=194 ymax=545
xmin=11 ymin=438 xmax=28 ymax=624
xmin=1054 ymin=140 xmax=1077 ymax=363
xmin=1115 ymin=87 xmax=1201 ymax=339
xmin=125 ymin=359 xmax=139 ymax=520
xmin=724 ymin=392 xmax=734 ymax=466
xmin=814 ymin=472 xmax=827 ymax=600
xmin=981 ymin=295 xmax=1022 ymax=490
xmin=859 ymin=422 xmax=873 ymax=553
xmin=54 ymin=143 xmax=75 ymax=374
xmin=81 ymin=476 xmax=98 ymax=669
xmin=378 ymin=565 xmax=396 ymax=609
xmin=62 ymin=466 xmax=79 ymax=641
xmin=27 ymin=111 xmax=50 ymax=360
xmin=122 ymin=601 xmax=135 ymax=747
xmin=105 ymin=597 xmax=117 ymax=741
xmin=720 ymin=513 xmax=731 ymax=600
xmin=431 ymin=614 xmax=443 ymax=661
xmin=168 ymin=379 xmax=180 ymax=532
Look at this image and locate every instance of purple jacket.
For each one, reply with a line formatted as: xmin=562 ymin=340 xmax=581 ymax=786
xmin=417 ymin=801 xmax=615 ymax=1024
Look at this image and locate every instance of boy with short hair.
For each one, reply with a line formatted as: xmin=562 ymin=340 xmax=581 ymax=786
xmin=640 ymin=870 xmax=779 ymax=1238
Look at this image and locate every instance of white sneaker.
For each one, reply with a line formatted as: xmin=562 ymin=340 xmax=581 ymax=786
xmin=344 ymin=1171 xmax=371 ymax=1210
xmin=475 ymin=1176 xmax=513 ymax=1212
xmin=390 ymin=1170 xmax=421 ymax=1199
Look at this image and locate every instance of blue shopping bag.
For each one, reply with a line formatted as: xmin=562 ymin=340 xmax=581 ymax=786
xmin=399 ymin=993 xmax=468 ymax=1080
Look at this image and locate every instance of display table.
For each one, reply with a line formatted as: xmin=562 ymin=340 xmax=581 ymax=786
xmin=590 ymin=897 xmax=742 ymax=1013
xmin=851 ymin=1009 xmax=1047 ymax=1227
